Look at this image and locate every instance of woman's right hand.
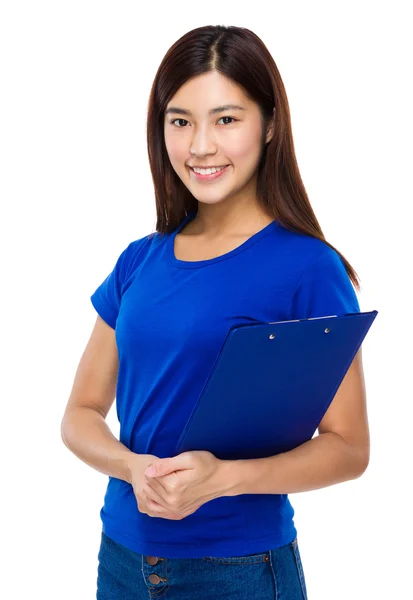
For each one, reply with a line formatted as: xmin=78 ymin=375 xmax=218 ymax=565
xmin=129 ymin=453 xmax=177 ymax=519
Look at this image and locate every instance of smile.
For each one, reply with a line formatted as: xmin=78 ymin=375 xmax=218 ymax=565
xmin=189 ymin=165 xmax=230 ymax=182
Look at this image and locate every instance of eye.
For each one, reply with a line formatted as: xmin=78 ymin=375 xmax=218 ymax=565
xmin=169 ymin=116 xmax=238 ymax=127
xmin=217 ymin=116 xmax=237 ymax=125
xmin=170 ymin=118 xmax=189 ymax=127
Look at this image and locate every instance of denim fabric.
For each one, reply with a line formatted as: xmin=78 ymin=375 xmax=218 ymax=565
xmin=96 ymin=530 xmax=308 ymax=599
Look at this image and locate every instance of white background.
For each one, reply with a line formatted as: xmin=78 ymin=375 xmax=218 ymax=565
xmin=1 ymin=1 xmax=411 ymax=598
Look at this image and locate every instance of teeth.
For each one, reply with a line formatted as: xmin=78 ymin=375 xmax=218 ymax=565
xmin=192 ymin=165 xmax=226 ymax=175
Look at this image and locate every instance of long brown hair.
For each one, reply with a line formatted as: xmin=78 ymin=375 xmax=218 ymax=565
xmin=146 ymin=25 xmax=360 ymax=291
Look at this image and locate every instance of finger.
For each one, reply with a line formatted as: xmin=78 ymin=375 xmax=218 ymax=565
xmin=146 ymin=497 xmax=180 ymax=518
xmin=145 ymin=472 xmax=170 ymax=492
xmin=146 ymin=475 xmax=204 ymax=514
xmin=146 ymin=453 xmax=195 ymax=478
xmin=145 ymin=472 xmax=180 ymax=498
xmin=137 ymin=500 xmax=149 ymax=515
xmin=143 ymin=481 xmax=173 ymax=510
xmin=170 ymin=502 xmax=202 ymax=520
xmin=138 ymin=497 xmax=168 ymax=518
xmin=143 ymin=482 xmax=190 ymax=518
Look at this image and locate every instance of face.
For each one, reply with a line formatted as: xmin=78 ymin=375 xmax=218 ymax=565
xmin=163 ymin=70 xmax=273 ymax=209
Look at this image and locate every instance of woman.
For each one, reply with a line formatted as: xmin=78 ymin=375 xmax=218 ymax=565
xmin=61 ymin=25 xmax=370 ymax=599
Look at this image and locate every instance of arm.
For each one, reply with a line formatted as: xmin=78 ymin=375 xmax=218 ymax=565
xmin=220 ymin=348 xmax=370 ymax=496
xmin=61 ymin=405 xmax=135 ymax=484
xmin=61 ymin=315 xmax=140 ymax=485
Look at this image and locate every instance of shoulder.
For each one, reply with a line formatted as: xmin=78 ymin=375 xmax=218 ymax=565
xmin=126 ymin=230 xmax=156 ymax=255
xmin=119 ymin=231 xmax=160 ymax=275
xmin=273 ymin=222 xmax=340 ymax=272
xmin=272 ymin=224 xmax=359 ymax=317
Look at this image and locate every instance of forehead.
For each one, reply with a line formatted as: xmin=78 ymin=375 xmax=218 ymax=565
xmin=165 ymin=71 xmax=250 ymax=114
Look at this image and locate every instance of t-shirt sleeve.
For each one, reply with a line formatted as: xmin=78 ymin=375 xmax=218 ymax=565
xmin=288 ymin=246 xmax=360 ymax=320
xmin=90 ymin=241 xmax=135 ymax=329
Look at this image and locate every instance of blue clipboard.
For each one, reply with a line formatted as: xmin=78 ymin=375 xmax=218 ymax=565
xmin=174 ymin=310 xmax=378 ymax=460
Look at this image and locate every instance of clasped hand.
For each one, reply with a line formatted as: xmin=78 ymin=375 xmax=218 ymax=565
xmin=141 ymin=450 xmax=223 ymax=520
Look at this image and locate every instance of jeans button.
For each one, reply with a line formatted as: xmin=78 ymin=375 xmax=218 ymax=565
xmin=146 ymin=556 xmax=159 ymax=565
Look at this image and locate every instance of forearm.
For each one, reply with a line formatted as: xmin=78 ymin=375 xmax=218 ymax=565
xmin=61 ymin=407 xmax=138 ymax=484
xmin=221 ymin=432 xmax=368 ymax=496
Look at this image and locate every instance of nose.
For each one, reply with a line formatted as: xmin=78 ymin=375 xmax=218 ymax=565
xmin=190 ymin=126 xmax=218 ymax=158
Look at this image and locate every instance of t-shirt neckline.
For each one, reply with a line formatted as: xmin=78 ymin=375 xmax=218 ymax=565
xmin=166 ymin=210 xmax=279 ymax=269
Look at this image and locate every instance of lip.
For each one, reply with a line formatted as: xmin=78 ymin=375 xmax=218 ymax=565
xmin=189 ymin=165 xmax=230 ymax=182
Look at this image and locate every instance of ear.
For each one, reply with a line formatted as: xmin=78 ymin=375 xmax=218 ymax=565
xmin=265 ymin=106 xmax=275 ymax=145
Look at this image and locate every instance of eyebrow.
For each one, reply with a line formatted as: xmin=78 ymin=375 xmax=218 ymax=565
xmin=164 ymin=104 xmax=245 ymax=117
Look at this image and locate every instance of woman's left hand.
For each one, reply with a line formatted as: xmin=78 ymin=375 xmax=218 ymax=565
xmin=142 ymin=450 xmax=227 ymax=520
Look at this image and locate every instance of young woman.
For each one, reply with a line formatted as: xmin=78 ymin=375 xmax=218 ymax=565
xmin=61 ymin=24 xmax=370 ymax=600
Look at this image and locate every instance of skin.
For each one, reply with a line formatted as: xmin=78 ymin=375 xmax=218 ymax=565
xmin=163 ymin=69 xmax=276 ymax=240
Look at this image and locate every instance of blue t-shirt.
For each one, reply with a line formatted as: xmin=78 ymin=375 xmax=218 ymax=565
xmin=90 ymin=210 xmax=360 ymax=558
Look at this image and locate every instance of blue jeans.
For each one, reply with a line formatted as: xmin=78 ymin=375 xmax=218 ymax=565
xmin=96 ymin=530 xmax=308 ymax=599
